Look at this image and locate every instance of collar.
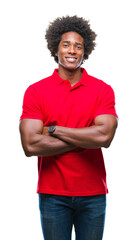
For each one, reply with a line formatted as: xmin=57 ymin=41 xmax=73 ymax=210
xmin=52 ymin=68 xmax=88 ymax=87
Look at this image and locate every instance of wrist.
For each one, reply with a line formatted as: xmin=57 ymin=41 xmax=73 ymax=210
xmin=50 ymin=125 xmax=65 ymax=137
xmin=48 ymin=125 xmax=56 ymax=136
xmin=52 ymin=125 xmax=60 ymax=136
xmin=54 ymin=126 xmax=69 ymax=138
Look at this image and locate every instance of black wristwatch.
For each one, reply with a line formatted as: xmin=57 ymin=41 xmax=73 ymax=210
xmin=48 ymin=126 xmax=56 ymax=135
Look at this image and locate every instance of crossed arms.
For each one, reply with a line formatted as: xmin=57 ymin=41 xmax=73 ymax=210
xmin=19 ymin=114 xmax=118 ymax=157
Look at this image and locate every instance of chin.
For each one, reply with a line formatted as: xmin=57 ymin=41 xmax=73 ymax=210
xmin=58 ymin=56 xmax=82 ymax=71
xmin=63 ymin=63 xmax=81 ymax=71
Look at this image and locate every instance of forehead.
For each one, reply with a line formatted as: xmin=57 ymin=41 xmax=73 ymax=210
xmin=61 ymin=31 xmax=84 ymax=43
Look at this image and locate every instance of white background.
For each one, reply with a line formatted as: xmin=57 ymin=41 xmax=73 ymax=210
xmin=0 ymin=0 xmax=137 ymax=239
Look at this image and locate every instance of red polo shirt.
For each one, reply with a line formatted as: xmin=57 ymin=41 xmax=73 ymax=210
xmin=20 ymin=68 xmax=118 ymax=196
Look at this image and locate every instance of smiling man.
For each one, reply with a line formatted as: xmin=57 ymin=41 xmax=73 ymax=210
xmin=19 ymin=16 xmax=118 ymax=240
xmin=57 ymin=31 xmax=84 ymax=72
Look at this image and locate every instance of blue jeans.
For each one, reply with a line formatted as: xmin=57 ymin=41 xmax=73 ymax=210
xmin=39 ymin=194 xmax=106 ymax=240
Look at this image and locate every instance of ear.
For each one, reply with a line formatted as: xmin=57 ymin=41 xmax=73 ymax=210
xmin=55 ymin=52 xmax=58 ymax=57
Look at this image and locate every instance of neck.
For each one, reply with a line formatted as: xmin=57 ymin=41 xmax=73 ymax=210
xmin=57 ymin=65 xmax=82 ymax=86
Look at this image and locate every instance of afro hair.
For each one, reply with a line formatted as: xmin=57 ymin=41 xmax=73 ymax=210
xmin=45 ymin=15 xmax=97 ymax=64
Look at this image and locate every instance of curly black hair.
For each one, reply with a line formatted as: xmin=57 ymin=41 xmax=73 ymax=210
xmin=45 ymin=15 xmax=97 ymax=64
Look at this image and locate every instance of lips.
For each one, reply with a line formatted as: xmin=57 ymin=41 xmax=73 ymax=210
xmin=65 ymin=57 xmax=77 ymax=63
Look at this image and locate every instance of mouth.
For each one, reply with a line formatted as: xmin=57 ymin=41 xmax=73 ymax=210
xmin=65 ymin=57 xmax=77 ymax=63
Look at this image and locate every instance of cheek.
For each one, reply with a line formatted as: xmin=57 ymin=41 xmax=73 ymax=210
xmin=78 ymin=53 xmax=84 ymax=60
xmin=58 ymin=50 xmax=66 ymax=58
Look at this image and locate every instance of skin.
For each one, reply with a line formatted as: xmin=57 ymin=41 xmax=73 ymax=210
xmin=55 ymin=32 xmax=84 ymax=86
xmin=19 ymin=31 xmax=118 ymax=157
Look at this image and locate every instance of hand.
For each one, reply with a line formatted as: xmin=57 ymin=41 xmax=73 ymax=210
xmin=42 ymin=126 xmax=50 ymax=136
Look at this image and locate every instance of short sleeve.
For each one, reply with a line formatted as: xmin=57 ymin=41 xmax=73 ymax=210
xmin=94 ymin=84 xmax=118 ymax=120
xmin=20 ymin=85 xmax=44 ymax=121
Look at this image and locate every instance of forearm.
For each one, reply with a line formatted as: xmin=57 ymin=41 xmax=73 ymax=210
xmin=53 ymin=125 xmax=111 ymax=149
xmin=19 ymin=119 xmax=77 ymax=157
xmin=22 ymin=134 xmax=76 ymax=157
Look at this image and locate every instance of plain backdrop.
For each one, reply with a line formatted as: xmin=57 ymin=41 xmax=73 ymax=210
xmin=0 ymin=0 xmax=137 ymax=239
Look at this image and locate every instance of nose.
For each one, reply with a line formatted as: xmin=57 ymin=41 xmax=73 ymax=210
xmin=68 ymin=44 xmax=75 ymax=54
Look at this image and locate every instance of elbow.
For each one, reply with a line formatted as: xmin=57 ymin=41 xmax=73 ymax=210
xmin=103 ymin=140 xmax=111 ymax=148
xmin=24 ymin=150 xmax=32 ymax=157
xmin=103 ymin=136 xmax=112 ymax=148
xmin=23 ymin=144 xmax=33 ymax=157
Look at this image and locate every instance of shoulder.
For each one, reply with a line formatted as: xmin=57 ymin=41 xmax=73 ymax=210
xmin=86 ymin=73 xmax=108 ymax=88
xmin=29 ymin=75 xmax=52 ymax=90
xmin=84 ymin=70 xmax=114 ymax=94
xmin=24 ymin=74 xmax=54 ymax=97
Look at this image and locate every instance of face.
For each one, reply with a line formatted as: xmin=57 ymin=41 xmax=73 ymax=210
xmin=55 ymin=32 xmax=84 ymax=71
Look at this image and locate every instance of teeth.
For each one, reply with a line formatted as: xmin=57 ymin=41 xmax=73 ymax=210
xmin=66 ymin=58 xmax=76 ymax=62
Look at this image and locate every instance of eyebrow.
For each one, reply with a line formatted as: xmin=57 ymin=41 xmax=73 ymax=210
xmin=63 ymin=41 xmax=83 ymax=46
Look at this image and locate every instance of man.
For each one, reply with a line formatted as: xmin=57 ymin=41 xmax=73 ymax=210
xmin=20 ymin=16 xmax=118 ymax=240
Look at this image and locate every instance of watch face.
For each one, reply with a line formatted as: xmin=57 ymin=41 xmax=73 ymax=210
xmin=49 ymin=126 xmax=55 ymax=133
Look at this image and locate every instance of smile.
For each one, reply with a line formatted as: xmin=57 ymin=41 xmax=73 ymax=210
xmin=65 ymin=57 xmax=77 ymax=63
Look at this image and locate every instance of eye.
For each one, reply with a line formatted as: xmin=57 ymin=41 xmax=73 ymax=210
xmin=63 ymin=44 xmax=69 ymax=47
xmin=76 ymin=45 xmax=82 ymax=50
